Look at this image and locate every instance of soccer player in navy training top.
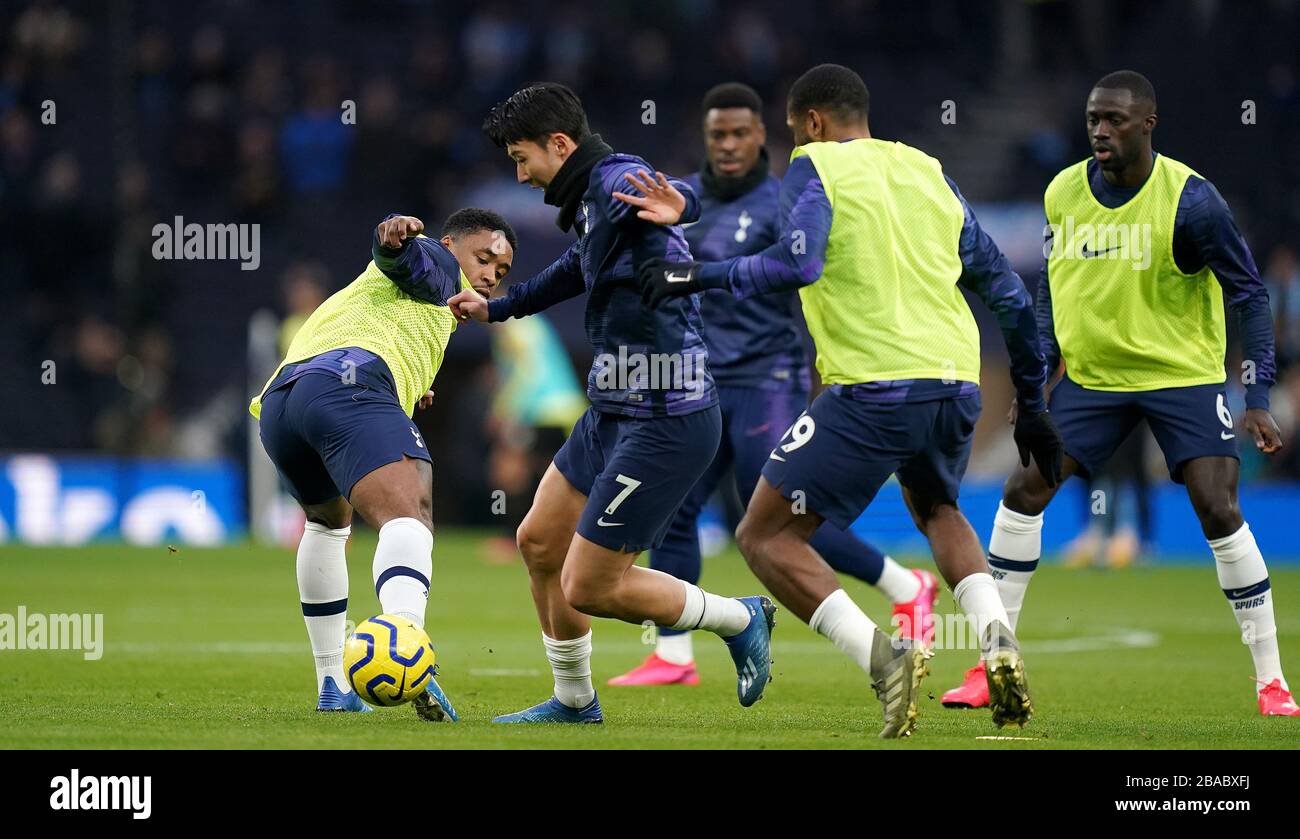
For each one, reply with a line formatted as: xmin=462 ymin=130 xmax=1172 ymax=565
xmin=448 ymin=83 xmax=776 ymax=723
xmin=940 ymin=71 xmax=1298 ymax=717
xmin=626 ymin=65 xmax=1062 ymax=737
xmin=608 ymin=83 xmax=939 ymax=689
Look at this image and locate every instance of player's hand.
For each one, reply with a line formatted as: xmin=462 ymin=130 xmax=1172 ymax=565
xmin=612 ymin=170 xmax=685 ymax=225
xmin=1047 ymin=359 xmax=1066 ymax=394
xmin=639 ymin=258 xmax=705 ymax=308
xmin=1014 ymin=409 xmax=1064 ymax=487
xmin=1243 ymin=408 xmax=1284 ymax=454
xmin=1011 ymin=369 xmax=1062 ymax=424
xmin=377 ymin=215 xmax=424 ymax=248
xmin=417 ymin=390 xmax=435 ymax=410
xmin=447 ymin=288 xmax=489 ymax=322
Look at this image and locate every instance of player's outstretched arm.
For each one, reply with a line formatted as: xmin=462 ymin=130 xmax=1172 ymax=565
xmin=949 ymin=178 xmax=1061 ymax=484
xmin=950 ymin=181 xmax=1048 ymax=410
xmin=476 ymin=241 xmax=586 ymax=323
xmin=372 ymin=213 xmax=461 ymax=305
xmin=961 ymin=249 xmax=1062 ymax=486
xmin=1036 ymin=222 xmax=1064 ymax=385
xmin=638 ymin=156 xmax=829 ymax=308
xmin=1182 ymin=178 xmax=1283 ymax=454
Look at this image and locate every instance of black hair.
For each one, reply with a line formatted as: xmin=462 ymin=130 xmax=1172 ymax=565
xmin=441 ymin=207 xmax=518 ymax=254
xmin=787 ymin=63 xmax=869 ymax=121
xmin=1092 ymin=70 xmax=1157 ymax=112
xmin=482 ymin=82 xmax=590 ymax=148
xmin=702 ymin=82 xmax=764 ymax=115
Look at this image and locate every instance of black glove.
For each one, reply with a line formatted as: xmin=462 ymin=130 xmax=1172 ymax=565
xmin=1014 ymin=408 xmax=1064 ymax=487
xmin=638 ymin=258 xmax=706 ymax=308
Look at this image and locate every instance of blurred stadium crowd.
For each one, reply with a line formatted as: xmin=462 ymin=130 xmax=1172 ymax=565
xmin=2 ymin=0 xmax=1300 ymax=527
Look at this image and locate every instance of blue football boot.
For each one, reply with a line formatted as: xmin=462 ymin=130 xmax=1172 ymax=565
xmin=723 ymin=596 xmax=777 ymax=707
xmin=492 ymin=694 xmax=604 ymax=724
xmin=316 ymin=676 xmax=372 ymax=712
xmin=413 ymin=668 xmax=459 ymax=722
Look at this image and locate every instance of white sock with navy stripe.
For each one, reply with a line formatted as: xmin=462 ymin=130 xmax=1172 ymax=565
xmin=1209 ymin=522 xmax=1287 ymax=692
xmin=297 ymin=521 xmax=351 ymax=694
xmin=670 ymin=581 xmax=752 ymax=637
xmin=373 ymin=517 xmax=434 ymax=629
xmin=987 ymin=502 xmax=1043 ymax=632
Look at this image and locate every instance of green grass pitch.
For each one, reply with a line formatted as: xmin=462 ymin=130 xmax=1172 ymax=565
xmin=2 ymin=531 xmax=1298 ymax=749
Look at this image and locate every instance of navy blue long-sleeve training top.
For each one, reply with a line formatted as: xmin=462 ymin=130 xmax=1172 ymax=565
xmin=487 ymin=153 xmax=717 ymax=418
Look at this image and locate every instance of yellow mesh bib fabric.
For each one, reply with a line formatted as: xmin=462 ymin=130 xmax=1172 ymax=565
xmin=250 ymin=244 xmax=467 ymax=418
xmin=1044 ymin=154 xmax=1226 ymax=391
xmin=795 ymin=139 xmax=978 ymax=385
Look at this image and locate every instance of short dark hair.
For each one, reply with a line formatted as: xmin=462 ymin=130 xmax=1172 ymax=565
xmin=702 ymin=82 xmax=764 ymax=115
xmin=482 ymin=82 xmax=590 ymax=148
xmin=787 ymin=63 xmax=869 ymax=121
xmin=441 ymin=207 xmax=518 ymax=253
xmin=1092 ymin=70 xmax=1157 ymax=112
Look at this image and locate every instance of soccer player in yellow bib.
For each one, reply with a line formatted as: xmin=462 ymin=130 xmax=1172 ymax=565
xmin=250 ymin=209 xmax=517 ymax=720
xmin=629 ymin=64 xmax=1063 ymax=737
xmin=940 ymin=71 xmax=1298 ymax=717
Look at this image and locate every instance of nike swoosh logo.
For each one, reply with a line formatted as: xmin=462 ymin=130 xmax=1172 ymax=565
xmin=1221 ymin=431 xmax=1235 ymax=440
xmin=596 ymin=517 xmax=624 ymax=527
xmin=1079 ymin=245 xmax=1123 ymax=258
xmin=665 ymin=271 xmax=693 ymax=283
xmin=1227 ymin=588 xmax=1255 ymax=599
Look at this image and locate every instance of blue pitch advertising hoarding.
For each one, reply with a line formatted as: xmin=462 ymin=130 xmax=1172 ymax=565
xmin=0 ymin=455 xmax=244 ymax=546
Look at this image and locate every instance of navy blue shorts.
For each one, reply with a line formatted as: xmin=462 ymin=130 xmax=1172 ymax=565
xmin=1050 ymin=375 xmax=1238 ymax=484
xmin=760 ymin=389 xmax=981 ymax=530
xmin=554 ymin=404 xmax=722 ymax=553
xmin=257 ymin=356 xmax=431 ymax=504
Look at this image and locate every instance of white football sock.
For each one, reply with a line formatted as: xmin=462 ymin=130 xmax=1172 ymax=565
xmin=297 ymin=521 xmax=351 ymax=693
xmin=987 ymin=502 xmax=1043 ymax=632
xmin=373 ymin=517 xmax=433 ymax=628
xmin=875 ymin=557 xmax=922 ymax=604
xmin=544 ymin=631 xmax=595 ymax=708
xmin=1209 ymin=523 xmax=1287 ymax=692
xmin=655 ymin=631 xmax=694 ymax=665
xmin=669 ymin=581 xmax=752 ymax=636
xmin=809 ymin=588 xmax=879 ymax=674
xmin=953 ymin=572 xmax=1012 ymax=658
